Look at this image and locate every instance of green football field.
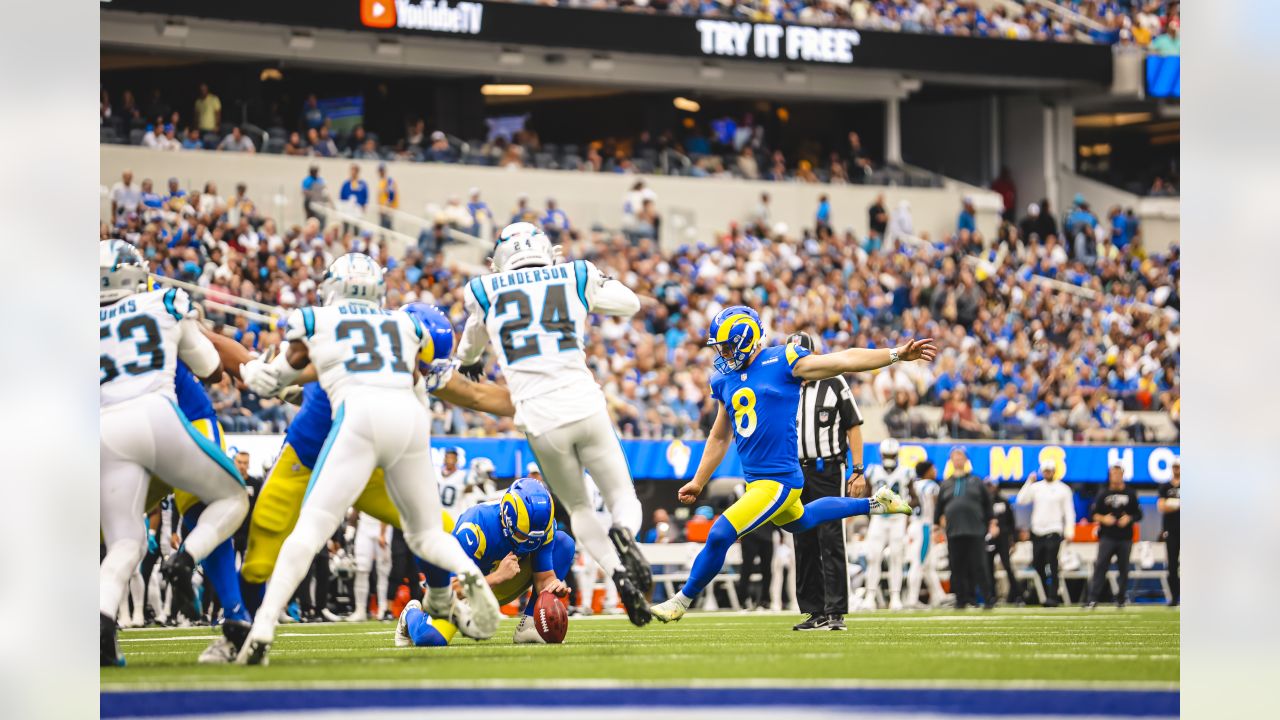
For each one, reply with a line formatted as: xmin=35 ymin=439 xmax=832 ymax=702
xmin=102 ymin=607 xmax=1178 ymax=690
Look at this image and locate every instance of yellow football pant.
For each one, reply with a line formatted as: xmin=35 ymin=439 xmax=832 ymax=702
xmin=722 ymin=480 xmax=806 ymax=536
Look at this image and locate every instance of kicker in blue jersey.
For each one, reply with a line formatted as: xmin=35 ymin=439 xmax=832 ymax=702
xmin=708 ymin=342 xmax=811 ymax=487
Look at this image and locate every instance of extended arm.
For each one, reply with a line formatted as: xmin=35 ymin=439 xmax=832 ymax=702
xmin=677 ymin=405 xmax=732 ymax=505
xmin=455 ymin=303 xmax=490 ymax=367
xmin=791 ymin=338 xmax=937 ymax=381
xmin=584 ymin=261 xmax=641 ymax=317
xmin=201 ymin=327 xmax=253 ymax=380
xmin=433 ymin=372 xmax=516 ymax=417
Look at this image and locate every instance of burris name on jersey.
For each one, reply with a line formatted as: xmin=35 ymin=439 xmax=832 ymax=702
xmin=337 ymin=304 xmax=396 ymax=316
xmin=489 ymin=264 xmax=570 ymax=290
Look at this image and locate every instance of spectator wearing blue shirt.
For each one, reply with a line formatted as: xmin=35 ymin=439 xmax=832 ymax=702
xmin=541 ymin=198 xmax=570 ymax=241
xmin=300 ymin=94 xmax=324 ymax=130
xmin=466 ymin=187 xmax=492 ymax=238
xmin=301 ymin=165 xmax=330 ymax=220
xmin=815 ymin=194 xmax=831 ymax=232
xmin=1065 ymin=193 xmax=1099 ymax=262
xmin=957 ymin=197 xmax=976 ymax=233
xmin=139 ymin=178 xmax=164 ymax=211
xmin=165 ymin=177 xmax=187 ymax=206
xmin=339 ymin=164 xmax=369 ymax=212
xmin=180 ymin=127 xmax=204 ymax=150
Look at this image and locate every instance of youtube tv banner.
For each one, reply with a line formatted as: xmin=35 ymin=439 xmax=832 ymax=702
xmin=105 ymin=0 xmax=1111 ymax=82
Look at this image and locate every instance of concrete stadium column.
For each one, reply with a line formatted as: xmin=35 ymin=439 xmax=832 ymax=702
xmin=884 ymin=97 xmax=902 ymax=166
xmin=999 ymin=94 xmax=1050 ymax=219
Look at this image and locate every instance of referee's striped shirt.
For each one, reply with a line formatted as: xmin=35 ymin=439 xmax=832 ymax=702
xmin=797 ymin=376 xmax=863 ymax=460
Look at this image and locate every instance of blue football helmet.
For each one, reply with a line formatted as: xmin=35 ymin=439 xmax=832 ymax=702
xmin=401 ymin=302 xmax=455 ymax=390
xmin=499 ymin=478 xmax=556 ymax=554
xmin=707 ymin=305 xmax=763 ymax=374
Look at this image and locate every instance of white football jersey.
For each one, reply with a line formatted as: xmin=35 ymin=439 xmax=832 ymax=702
xmin=285 ymin=300 xmax=425 ymax=410
xmin=457 ymin=260 xmax=640 ymax=434
xmin=867 ymin=463 xmax=915 ymax=497
xmin=437 ymin=465 xmax=470 ymax=515
xmin=100 ymin=288 xmax=219 ymax=408
xmin=911 ymin=478 xmax=940 ymax=522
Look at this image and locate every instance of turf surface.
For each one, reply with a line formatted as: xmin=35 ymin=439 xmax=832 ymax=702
xmin=102 ymin=608 xmax=1178 ymax=690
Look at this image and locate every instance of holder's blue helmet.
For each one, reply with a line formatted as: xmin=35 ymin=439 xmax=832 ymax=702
xmin=707 ymin=305 xmax=763 ymax=374
xmin=400 ymin=302 xmax=454 ymax=371
xmin=500 ymin=478 xmax=556 ymax=554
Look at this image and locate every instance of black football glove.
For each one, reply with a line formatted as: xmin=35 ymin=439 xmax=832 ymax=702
xmin=458 ymin=362 xmax=485 ymax=382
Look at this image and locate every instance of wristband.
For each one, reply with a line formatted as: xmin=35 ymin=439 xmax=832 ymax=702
xmin=889 ymin=348 xmax=900 ymax=364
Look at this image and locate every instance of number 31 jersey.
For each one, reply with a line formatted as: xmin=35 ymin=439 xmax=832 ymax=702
xmin=285 ymin=299 xmax=426 ymax=411
xmin=100 ymin=288 xmax=219 ymax=408
xmin=458 ymin=260 xmax=639 ymax=435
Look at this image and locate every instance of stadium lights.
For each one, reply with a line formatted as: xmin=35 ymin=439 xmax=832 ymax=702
xmin=481 ymin=84 xmax=534 ymax=97
xmin=160 ymin=21 xmax=189 ymax=39
xmin=673 ymin=97 xmax=701 ymax=113
xmin=588 ymin=55 xmax=615 ymax=72
xmin=698 ymin=63 xmax=724 ymax=80
xmin=288 ymin=31 xmax=316 ymax=50
xmin=375 ymin=39 xmax=402 ymax=57
xmin=498 ymin=49 xmax=525 ymax=66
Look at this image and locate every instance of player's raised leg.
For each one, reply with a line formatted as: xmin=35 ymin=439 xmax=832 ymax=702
xmin=574 ymin=410 xmax=651 ymax=593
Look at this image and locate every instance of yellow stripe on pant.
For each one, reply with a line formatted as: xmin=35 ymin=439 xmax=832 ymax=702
xmin=721 ymin=480 xmax=805 ymax=537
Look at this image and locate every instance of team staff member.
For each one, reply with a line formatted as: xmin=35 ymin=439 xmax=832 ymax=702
xmin=936 ymin=447 xmax=997 ymax=609
xmin=1016 ymin=460 xmax=1075 ymax=607
xmin=1158 ymin=459 xmax=1180 ymax=606
xmin=1086 ymin=464 xmax=1143 ymax=608
xmin=985 ymin=478 xmax=1022 ymax=605
xmin=789 ymin=331 xmax=864 ymax=632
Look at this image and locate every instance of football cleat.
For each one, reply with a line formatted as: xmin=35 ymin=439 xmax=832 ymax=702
xmin=235 ymin=637 xmax=272 ymax=666
xmin=160 ymin=550 xmax=199 ymax=621
xmin=457 ymin=569 xmax=500 ymax=639
xmin=513 ymin=615 xmax=546 ymax=644
xmin=793 ymin=613 xmax=828 ymax=631
xmin=613 ymin=569 xmax=652 ymax=627
xmin=826 ymin=614 xmax=848 ymax=631
xmin=609 ymin=526 xmax=653 ymax=595
xmin=395 ymin=600 xmax=421 ymax=648
xmin=870 ymin=487 xmax=912 ymax=515
xmin=100 ymin=613 xmax=125 ymax=667
xmin=199 ymin=620 xmax=250 ymax=664
xmin=649 ymin=597 xmax=686 ymax=624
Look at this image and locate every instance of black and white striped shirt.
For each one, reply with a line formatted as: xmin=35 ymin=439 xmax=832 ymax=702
xmin=797 ymin=376 xmax=863 ymax=460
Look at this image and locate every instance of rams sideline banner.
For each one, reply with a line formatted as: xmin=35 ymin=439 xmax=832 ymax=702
xmin=226 ymin=434 xmax=1179 ymax=485
xmin=105 ymin=0 xmax=1111 ymax=82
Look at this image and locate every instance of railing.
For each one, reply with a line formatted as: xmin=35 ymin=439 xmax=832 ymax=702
xmin=305 ymin=201 xmax=419 ymax=259
xmin=1023 ymin=0 xmax=1107 ymax=34
xmin=147 ymin=274 xmax=282 ymax=324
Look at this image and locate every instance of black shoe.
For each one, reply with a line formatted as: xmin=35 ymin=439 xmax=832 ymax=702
xmin=793 ymin=613 xmax=828 ymax=631
xmin=612 ymin=569 xmax=652 ymax=627
xmin=222 ymin=619 xmax=251 ymax=652
xmin=609 ymin=526 xmax=653 ymax=595
xmin=239 ymin=638 xmax=271 ymax=666
xmin=825 ymin=614 xmax=847 ymax=631
xmin=161 ymin=550 xmax=198 ymax=621
xmin=1043 ymin=599 xmax=1061 ymax=608
xmin=1084 ymin=602 xmax=1098 ymax=610
xmin=1116 ymin=600 xmax=1127 ymax=609
xmin=101 ymin=613 xmax=124 ymax=667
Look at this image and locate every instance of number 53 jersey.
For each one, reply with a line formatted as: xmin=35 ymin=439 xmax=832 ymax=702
xmin=285 ymin=300 xmax=426 ymax=411
xmin=709 ymin=343 xmax=812 ymax=489
xmin=100 ymin=288 xmax=220 ymax=408
xmin=457 ymin=260 xmax=640 ymax=436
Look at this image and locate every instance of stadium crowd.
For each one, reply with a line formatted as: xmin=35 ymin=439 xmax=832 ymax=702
xmin=496 ymin=0 xmax=1181 ymax=47
xmin=104 ymin=165 xmax=1180 ymax=444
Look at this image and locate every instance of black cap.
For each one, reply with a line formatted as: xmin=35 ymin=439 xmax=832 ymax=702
xmin=787 ymin=331 xmax=815 ymax=352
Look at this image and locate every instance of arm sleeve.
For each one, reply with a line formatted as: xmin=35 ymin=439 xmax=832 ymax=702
xmin=1090 ymin=493 xmax=1105 ymax=519
xmin=282 ymin=308 xmax=313 ymax=343
xmin=981 ymin=485 xmax=995 ymax=523
xmin=783 ymin=343 xmax=814 ymax=384
xmin=836 ymin=376 xmax=862 ymax=431
xmin=455 ymin=282 xmax=491 ymax=365
xmin=531 ymin=536 xmax=556 ymax=574
xmin=172 ymin=291 xmax=219 ymax=378
xmin=1130 ymin=491 xmax=1144 ymax=522
xmin=934 ymin=484 xmax=948 ymax=524
xmin=1063 ymin=490 xmax=1076 ymax=531
xmin=452 ymin=521 xmax=486 ymax=563
xmin=1016 ymin=477 xmax=1036 ymax=504
xmin=580 ymin=261 xmax=640 ymax=317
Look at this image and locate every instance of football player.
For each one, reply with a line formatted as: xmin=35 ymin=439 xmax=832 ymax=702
xmin=396 ymin=478 xmax=576 ymax=647
xmin=650 ymin=306 xmax=935 ymax=623
xmin=455 ymin=222 xmax=652 ymax=626
xmin=99 ymin=240 xmax=249 ymax=666
xmin=437 ymin=446 xmax=470 ymax=516
xmin=904 ymin=460 xmax=945 ymax=608
xmin=236 ymin=301 xmax=516 ymax=638
xmin=235 ymin=254 xmax=501 ymax=665
xmin=863 ymin=439 xmax=914 ymax=610
xmin=349 ymin=511 xmax=392 ymax=622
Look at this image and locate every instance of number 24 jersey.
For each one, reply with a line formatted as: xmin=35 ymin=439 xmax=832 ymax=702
xmin=285 ymin=299 xmax=426 ymax=411
xmin=709 ymin=343 xmax=812 ymax=488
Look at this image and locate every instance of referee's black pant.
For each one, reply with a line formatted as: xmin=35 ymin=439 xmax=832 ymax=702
xmin=947 ymin=534 xmax=992 ymax=608
xmin=795 ymin=457 xmax=848 ymax=617
xmin=1087 ymin=537 xmax=1133 ymax=605
xmin=1031 ymin=532 xmax=1064 ymax=606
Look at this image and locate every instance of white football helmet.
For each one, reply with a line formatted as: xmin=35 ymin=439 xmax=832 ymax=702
xmin=490 ymin=222 xmax=557 ymax=273
xmin=879 ymin=438 xmax=900 ymax=470
xmin=320 ymin=253 xmax=385 ymax=305
xmin=100 ymin=239 xmax=149 ymax=304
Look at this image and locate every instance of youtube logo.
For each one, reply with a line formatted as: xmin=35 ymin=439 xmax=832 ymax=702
xmin=361 ymin=0 xmax=396 ymax=29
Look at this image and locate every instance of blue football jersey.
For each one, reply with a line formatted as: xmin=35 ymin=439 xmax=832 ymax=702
xmin=285 ymin=382 xmax=333 ymax=469
xmin=452 ymin=502 xmax=556 ymax=575
xmin=709 ymin=343 xmax=811 ymax=488
xmin=174 ymin=361 xmax=216 ymax=423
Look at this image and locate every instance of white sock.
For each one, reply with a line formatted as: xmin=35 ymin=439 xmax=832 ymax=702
xmin=673 ymin=591 xmax=693 ymax=609
xmin=427 ymin=586 xmax=453 ymax=616
xmin=570 ymin=506 xmax=622 ymax=576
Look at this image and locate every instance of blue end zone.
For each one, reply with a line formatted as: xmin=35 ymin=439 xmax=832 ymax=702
xmin=101 ymin=687 xmax=1178 ymax=718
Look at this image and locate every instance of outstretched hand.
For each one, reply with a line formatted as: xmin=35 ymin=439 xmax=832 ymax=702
xmin=898 ymin=338 xmax=938 ymax=363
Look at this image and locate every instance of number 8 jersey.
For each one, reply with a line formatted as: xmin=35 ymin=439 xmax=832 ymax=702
xmin=100 ymin=287 xmax=220 ymax=408
xmin=284 ymin=299 xmax=425 ymax=410
xmin=457 ymin=260 xmax=639 ymax=436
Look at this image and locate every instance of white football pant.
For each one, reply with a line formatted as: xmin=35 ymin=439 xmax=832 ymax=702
xmin=526 ymin=408 xmax=642 ymax=578
xmin=863 ymin=514 xmax=907 ymax=609
xmin=353 ymin=529 xmax=392 ymax=618
xmin=100 ymin=394 xmax=249 ymax=618
xmin=904 ymin=520 xmax=945 ymax=607
xmin=769 ymin=531 xmax=798 ymax=612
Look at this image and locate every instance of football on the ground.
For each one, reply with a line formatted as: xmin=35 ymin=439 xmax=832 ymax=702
xmin=532 ymin=591 xmax=568 ymax=644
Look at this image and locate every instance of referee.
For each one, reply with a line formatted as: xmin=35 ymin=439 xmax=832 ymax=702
xmin=789 ymin=331 xmax=865 ymax=632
